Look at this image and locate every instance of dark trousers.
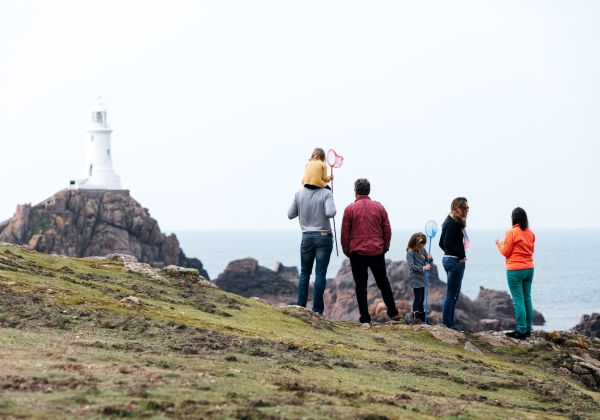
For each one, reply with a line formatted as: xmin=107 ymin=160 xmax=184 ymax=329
xmin=349 ymin=253 xmax=399 ymax=323
xmin=304 ymin=184 xmax=332 ymax=191
xmin=413 ymin=287 xmax=425 ymax=312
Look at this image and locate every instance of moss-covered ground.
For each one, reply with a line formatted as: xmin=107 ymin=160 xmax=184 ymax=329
xmin=0 ymin=244 xmax=598 ymax=419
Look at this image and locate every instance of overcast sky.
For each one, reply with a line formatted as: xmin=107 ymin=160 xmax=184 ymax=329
xmin=1 ymin=1 xmax=599 ymax=231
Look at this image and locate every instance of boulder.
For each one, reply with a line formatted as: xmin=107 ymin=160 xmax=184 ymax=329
xmin=215 ymin=258 xmax=297 ymax=306
xmin=572 ymin=313 xmax=600 ymax=339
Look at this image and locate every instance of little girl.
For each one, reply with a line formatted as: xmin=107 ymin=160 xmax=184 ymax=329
xmin=301 ymin=148 xmax=332 ymax=189
xmin=406 ymin=232 xmax=433 ymax=323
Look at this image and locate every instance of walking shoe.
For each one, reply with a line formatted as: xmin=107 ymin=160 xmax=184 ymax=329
xmin=505 ymin=330 xmax=527 ymax=340
xmin=390 ymin=314 xmax=403 ymax=322
xmin=360 ymin=322 xmax=372 ymax=329
xmin=411 ymin=312 xmax=422 ymax=324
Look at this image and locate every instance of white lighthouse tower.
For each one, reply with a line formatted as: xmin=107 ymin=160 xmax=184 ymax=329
xmin=71 ymin=98 xmax=122 ymax=190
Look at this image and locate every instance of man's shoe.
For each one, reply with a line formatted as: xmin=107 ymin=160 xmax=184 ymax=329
xmin=390 ymin=314 xmax=403 ymax=322
xmin=360 ymin=322 xmax=371 ymax=329
xmin=505 ymin=330 xmax=527 ymax=340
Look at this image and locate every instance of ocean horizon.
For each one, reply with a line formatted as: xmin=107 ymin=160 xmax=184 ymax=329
xmin=175 ymin=229 xmax=600 ymax=332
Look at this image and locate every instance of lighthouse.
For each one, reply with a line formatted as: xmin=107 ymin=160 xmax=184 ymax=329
xmin=71 ymin=98 xmax=122 ymax=190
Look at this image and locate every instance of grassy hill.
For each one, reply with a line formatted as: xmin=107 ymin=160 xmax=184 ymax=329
xmin=0 ymin=244 xmax=599 ymax=419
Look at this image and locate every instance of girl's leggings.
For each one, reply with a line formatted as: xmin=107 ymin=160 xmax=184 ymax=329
xmin=413 ymin=287 xmax=425 ymax=312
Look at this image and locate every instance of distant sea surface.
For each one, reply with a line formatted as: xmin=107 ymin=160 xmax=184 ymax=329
xmin=175 ymin=229 xmax=600 ymax=332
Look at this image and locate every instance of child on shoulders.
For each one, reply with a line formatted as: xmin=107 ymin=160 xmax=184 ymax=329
xmin=406 ymin=232 xmax=432 ymax=323
xmin=302 ymin=148 xmax=332 ymax=189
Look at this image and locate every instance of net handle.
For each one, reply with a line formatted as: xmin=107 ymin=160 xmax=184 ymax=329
xmin=326 ymin=149 xmax=343 ymax=256
xmin=424 ymin=219 xmax=437 ymax=324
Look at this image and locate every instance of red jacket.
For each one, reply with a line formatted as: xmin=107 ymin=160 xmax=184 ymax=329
xmin=341 ymin=196 xmax=391 ymax=257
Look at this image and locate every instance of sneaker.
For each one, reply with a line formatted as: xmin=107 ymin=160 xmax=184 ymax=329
xmin=505 ymin=330 xmax=527 ymax=340
xmin=360 ymin=322 xmax=371 ymax=329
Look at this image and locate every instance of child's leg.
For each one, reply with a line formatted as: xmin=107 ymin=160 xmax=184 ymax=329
xmin=412 ymin=287 xmax=424 ymax=312
xmin=417 ymin=287 xmax=425 ymax=321
xmin=413 ymin=287 xmax=425 ymax=321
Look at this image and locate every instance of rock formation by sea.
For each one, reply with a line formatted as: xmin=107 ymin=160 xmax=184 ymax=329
xmin=215 ymin=257 xmax=545 ymax=333
xmin=215 ymin=258 xmax=298 ymax=305
xmin=573 ymin=313 xmax=600 ymax=339
xmin=0 ymin=189 xmax=208 ymax=279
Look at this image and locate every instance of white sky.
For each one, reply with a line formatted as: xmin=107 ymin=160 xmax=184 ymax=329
xmin=1 ymin=1 xmax=599 ymax=231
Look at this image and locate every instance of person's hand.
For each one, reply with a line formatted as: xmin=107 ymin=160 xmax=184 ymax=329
xmin=424 ymin=264 xmax=431 ymax=271
xmin=459 ymin=258 xmax=467 ymax=263
xmin=495 ymin=238 xmax=500 ymax=245
xmin=330 ymin=175 xmax=334 ymax=181
xmin=427 ymin=253 xmax=432 ymax=260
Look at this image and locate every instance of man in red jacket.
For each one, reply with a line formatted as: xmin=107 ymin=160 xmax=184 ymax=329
xmin=341 ymin=178 xmax=400 ymax=327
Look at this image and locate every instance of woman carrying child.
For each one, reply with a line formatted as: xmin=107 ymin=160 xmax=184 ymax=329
xmin=406 ymin=233 xmax=433 ymax=323
xmin=302 ymin=148 xmax=332 ymax=189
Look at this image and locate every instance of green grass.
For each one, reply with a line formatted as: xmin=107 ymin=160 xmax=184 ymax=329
xmin=0 ymin=244 xmax=598 ymax=419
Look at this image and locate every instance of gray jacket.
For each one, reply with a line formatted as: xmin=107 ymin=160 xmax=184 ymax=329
xmin=288 ymin=187 xmax=336 ymax=232
xmin=407 ymin=250 xmax=430 ymax=288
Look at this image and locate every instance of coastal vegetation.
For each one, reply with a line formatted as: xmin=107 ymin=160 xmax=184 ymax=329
xmin=1 ymin=244 xmax=599 ymax=419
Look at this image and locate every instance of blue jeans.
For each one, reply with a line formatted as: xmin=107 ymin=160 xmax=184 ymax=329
xmin=442 ymin=257 xmax=466 ymax=328
xmin=298 ymin=232 xmax=333 ymax=314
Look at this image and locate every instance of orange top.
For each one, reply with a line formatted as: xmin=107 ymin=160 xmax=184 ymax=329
xmin=497 ymin=225 xmax=535 ymax=271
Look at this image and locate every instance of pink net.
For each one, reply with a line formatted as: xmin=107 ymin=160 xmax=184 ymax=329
xmin=327 ymin=149 xmax=344 ymax=168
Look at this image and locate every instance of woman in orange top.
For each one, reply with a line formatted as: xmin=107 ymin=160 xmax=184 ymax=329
xmin=495 ymin=207 xmax=535 ymax=340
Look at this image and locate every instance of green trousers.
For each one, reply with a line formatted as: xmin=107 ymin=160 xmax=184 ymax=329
xmin=506 ymin=268 xmax=534 ymax=334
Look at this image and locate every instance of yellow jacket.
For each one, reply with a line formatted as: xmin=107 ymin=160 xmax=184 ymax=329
xmin=302 ymin=159 xmax=331 ymax=188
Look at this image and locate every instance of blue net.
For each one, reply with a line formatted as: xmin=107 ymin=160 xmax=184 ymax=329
xmin=425 ymin=220 xmax=438 ymax=238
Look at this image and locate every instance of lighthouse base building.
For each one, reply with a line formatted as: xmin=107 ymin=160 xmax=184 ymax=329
xmin=70 ymin=98 xmax=122 ymax=190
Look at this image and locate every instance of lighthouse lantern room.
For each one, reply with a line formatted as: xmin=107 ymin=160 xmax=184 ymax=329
xmin=71 ymin=98 xmax=122 ymax=190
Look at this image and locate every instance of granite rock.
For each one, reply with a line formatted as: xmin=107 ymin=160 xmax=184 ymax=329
xmin=0 ymin=189 xmax=209 ymax=279
xmin=572 ymin=313 xmax=600 ymax=339
xmin=215 ymin=258 xmax=297 ymax=306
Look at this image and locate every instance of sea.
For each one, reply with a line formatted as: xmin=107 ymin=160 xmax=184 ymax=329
xmin=175 ymin=229 xmax=600 ymax=332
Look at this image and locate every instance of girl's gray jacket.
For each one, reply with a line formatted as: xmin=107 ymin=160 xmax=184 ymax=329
xmin=406 ymin=250 xmax=430 ymax=288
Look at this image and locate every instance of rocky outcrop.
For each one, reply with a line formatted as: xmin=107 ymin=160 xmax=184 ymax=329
xmin=211 ymin=256 xmax=545 ymax=333
xmin=0 ymin=189 xmax=208 ymax=279
xmin=572 ymin=313 xmax=600 ymax=339
xmin=215 ymin=258 xmax=297 ymax=306
xmin=542 ymin=330 xmax=600 ymax=391
xmin=323 ymin=259 xmax=545 ymax=332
